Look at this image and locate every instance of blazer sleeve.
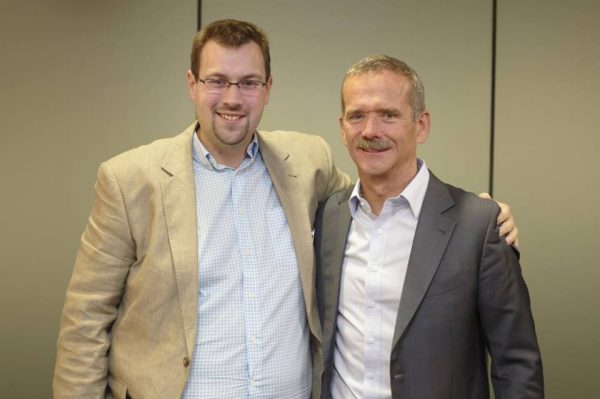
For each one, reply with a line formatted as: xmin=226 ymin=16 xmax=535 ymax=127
xmin=53 ymin=161 xmax=136 ymax=399
xmin=478 ymin=207 xmax=544 ymax=398
xmin=314 ymin=135 xmax=352 ymax=201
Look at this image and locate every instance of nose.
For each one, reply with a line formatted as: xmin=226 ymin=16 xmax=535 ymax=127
xmin=221 ymin=83 xmax=243 ymax=105
xmin=361 ymin=114 xmax=381 ymax=139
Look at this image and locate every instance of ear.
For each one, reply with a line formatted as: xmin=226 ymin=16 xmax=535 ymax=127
xmin=186 ymin=70 xmax=197 ymax=100
xmin=416 ymin=110 xmax=431 ymax=144
xmin=263 ymin=75 xmax=273 ymax=105
xmin=339 ymin=115 xmax=349 ymax=147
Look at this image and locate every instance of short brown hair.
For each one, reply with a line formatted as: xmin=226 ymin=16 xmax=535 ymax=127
xmin=190 ymin=19 xmax=271 ymax=80
xmin=342 ymin=55 xmax=425 ymax=121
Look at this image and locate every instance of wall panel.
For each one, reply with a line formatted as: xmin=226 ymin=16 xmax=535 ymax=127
xmin=495 ymin=0 xmax=600 ymax=396
xmin=0 ymin=1 xmax=196 ymax=396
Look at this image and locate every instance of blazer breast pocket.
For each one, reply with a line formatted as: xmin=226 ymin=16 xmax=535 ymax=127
xmin=424 ymin=260 xmax=474 ymax=298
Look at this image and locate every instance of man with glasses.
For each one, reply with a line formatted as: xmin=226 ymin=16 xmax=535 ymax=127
xmin=53 ymin=19 xmax=518 ymax=399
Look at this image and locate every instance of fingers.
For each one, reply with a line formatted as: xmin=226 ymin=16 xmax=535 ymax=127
xmin=498 ymin=214 xmax=514 ymax=236
xmin=504 ymin=227 xmax=520 ymax=248
xmin=479 ymin=193 xmax=520 ymax=248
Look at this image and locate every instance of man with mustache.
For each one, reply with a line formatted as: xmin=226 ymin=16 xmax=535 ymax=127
xmin=53 ymin=20 xmax=519 ymax=399
xmin=315 ymin=55 xmax=543 ymax=399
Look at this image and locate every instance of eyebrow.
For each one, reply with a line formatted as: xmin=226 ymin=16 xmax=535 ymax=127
xmin=205 ymin=72 xmax=265 ymax=81
xmin=345 ymin=107 xmax=402 ymax=116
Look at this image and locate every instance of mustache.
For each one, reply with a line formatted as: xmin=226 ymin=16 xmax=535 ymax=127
xmin=355 ymin=138 xmax=392 ymax=151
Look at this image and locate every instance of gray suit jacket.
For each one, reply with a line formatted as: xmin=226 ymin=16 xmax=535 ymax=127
xmin=315 ymin=172 xmax=543 ymax=399
xmin=54 ymin=123 xmax=350 ymax=399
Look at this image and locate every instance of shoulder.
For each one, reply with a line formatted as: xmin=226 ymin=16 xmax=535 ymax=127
xmin=258 ymin=129 xmax=329 ymax=147
xmin=102 ymin=124 xmax=194 ymax=177
xmin=258 ymin=129 xmax=333 ymax=160
xmin=429 ymin=172 xmax=500 ymax=225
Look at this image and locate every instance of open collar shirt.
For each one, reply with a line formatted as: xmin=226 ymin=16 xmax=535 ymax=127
xmin=182 ymin=132 xmax=311 ymax=399
xmin=331 ymin=160 xmax=430 ymax=399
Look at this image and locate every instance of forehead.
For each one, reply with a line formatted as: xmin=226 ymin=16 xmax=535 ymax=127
xmin=199 ymin=40 xmax=266 ymax=78
xmin=343 ymin=71 xmax=411 ymax=111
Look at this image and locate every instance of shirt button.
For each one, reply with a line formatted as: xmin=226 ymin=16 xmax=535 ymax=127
xmin=248 ymin=292 xmax=254 ymax=299
xmin=250 ymin=378 xmax=255 ymax=386
xmin=183 ymin=357 xmax=190 ymax=367
xmin=371 ymin=265 xmax=378 ymax=272
xmin=369 ymin=302 xmax=376 ymax=308
xmin=250 ymin=335 xmax=256 ymax=344
xmin=368 ymin=337 xmax=375 ymax=344
xmin=367 ymin=373 xmax=375 ymax=380
xmin=377 ymin=228 xmax=383 ymax=234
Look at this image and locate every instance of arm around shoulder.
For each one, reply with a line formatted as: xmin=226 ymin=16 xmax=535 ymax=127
xmin=54 ymin=161 xmax=136 ymax=398
xmin=314 ymin=135 xmax=352 ymax=200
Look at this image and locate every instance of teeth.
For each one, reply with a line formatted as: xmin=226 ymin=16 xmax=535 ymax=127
xmin=220 ymin=113 xmax=242 ymax=121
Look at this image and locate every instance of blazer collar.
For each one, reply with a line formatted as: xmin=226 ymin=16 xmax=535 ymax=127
xmin=320 ymin=186 xmax=354 ymax=355
xmin=257 ymin=131 xmax=324 ymax=341
xmin=160 ymin=122 xmax=199 ymax=355
xmin=392 ymin=172 xmax=456 ymax=347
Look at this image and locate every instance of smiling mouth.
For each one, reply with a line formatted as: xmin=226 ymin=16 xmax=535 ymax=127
xmin=217 ymin=112 xmax=244 ymax=121
xmin=358 ymin=146 xmax=391 ymax=154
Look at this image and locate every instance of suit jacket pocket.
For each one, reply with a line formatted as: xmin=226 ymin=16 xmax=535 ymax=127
xmin=424 ymin=259 xmax=474 ymax=297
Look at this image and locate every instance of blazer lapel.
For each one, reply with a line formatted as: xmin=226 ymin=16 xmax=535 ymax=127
xmin=392 ymin=173 xmax=456 ymax=347
xmin=320 ymin=187 xmax=353 ymax=356
xmin=258 ymin=132 xmax=322 ymax=339
xmin=160 ymin=125 xmax=199 ymax=355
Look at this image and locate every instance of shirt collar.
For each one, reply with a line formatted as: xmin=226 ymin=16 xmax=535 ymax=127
xmin=192 ymin=129 xmax=259 ymax=171
xmin=349 ymin=159 xmax=430 ymax=219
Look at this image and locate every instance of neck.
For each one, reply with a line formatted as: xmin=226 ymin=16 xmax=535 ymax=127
xmin=209 ymin=147 xmax=247 ymax=168
xmin=196 ymin=131 xmax=252 ymax=169
xmin=359 ymin=164 xmax=418 ymax=216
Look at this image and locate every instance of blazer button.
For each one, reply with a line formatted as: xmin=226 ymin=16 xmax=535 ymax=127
xmin=183 ymin=357 xmax=190 ymax=367
xmin=393 ymin=373 xmax=404 ymax=381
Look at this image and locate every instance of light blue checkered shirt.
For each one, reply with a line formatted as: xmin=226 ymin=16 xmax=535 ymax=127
xmin=181 ymin=132 xmax=311 ymax=399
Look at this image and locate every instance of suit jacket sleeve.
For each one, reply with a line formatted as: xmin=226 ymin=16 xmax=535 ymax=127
xmin=54 ymin=161 xmax=135 ymax=398
xmin=478 ymin=207 xmax=544 ymax=398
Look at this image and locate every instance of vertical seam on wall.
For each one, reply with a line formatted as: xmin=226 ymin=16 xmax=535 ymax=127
xmin=489 ymin=0 xmax=497 ymax=196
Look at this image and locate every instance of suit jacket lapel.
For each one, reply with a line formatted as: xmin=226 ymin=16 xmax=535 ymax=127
xmin=392 ymin=173 xmax=456 ymax=347
xmin=160 ymin=124 xmax=199 ymax=355
xmin=258 ymin=132 xmax=323 ymax=339
xmin=320 ymin=187 xmax=354 ymax=357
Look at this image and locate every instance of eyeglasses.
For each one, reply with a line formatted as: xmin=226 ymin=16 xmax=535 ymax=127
xmin=197 ymin=78 xmax=267 ymax=96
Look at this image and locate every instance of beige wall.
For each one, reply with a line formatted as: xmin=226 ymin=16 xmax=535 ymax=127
xmin=0 ymin=0 xmax=195 ymax=397
xmin=1 ymin=0 xmax=598 ymax=397
xmin=495 ymin=0 xmax=600 ymax=397
xmin=203 ymin=0 xmax=494 ymax=192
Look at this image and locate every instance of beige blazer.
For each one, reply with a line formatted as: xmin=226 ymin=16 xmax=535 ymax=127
xmin=53 ymin=123 xmax=350 ymax=399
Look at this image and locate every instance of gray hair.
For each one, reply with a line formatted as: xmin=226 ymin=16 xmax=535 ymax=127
xmin=341 ymin=55 xmax=425 ymax=121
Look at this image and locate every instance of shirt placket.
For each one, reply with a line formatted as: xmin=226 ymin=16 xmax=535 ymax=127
xmin=231 ymin=166 xmax=261 ymax=397
xmin=363 ymin=211 xmax=386 ymax=398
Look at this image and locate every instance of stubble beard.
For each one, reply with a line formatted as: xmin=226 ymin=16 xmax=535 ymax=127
xmin=212 ymin=117 xmax=252 ymax=147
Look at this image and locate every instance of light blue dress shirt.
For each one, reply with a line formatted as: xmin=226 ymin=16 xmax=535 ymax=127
xmin=181 ymin=133 xmax=311 ymax=399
